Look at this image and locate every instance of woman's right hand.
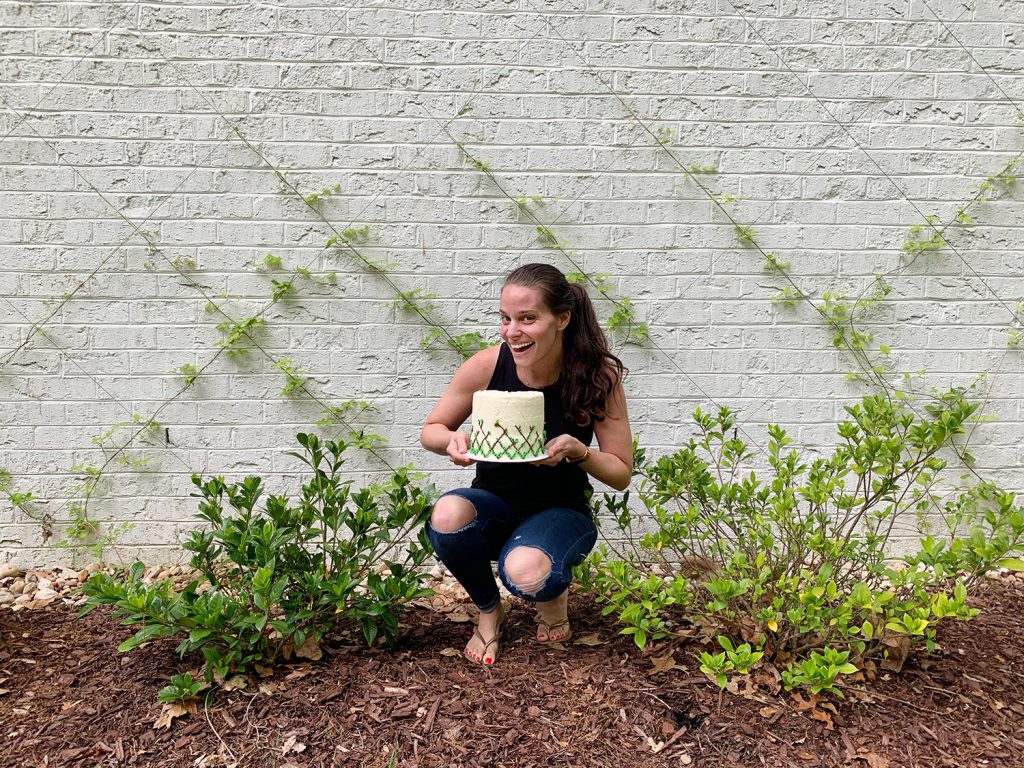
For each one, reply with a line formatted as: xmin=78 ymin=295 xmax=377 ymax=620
xmin=446 ymin=430 xmax=475 ymax=467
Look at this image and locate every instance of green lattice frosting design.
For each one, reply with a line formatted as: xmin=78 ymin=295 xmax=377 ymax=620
xmin=469 ymin=419 xmax=546 ymax=460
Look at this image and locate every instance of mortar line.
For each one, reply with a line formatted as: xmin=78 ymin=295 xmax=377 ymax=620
xmin=529 ymin=0 xmax=1022 ymax=402
xmin=0 ymin=3 xmax=363 ymax=368
xmin=921 ymin=0 xmax=1024 ymax=117
xmin=721 ymin=0 xmax=1022 ymax=324
xmin=0 ymin=295 xmax=199 ymax=478
xmin=3 ymin=95 xmax=400 ymax=468
xmin=0 ymin=0 xmax=144 ymax=148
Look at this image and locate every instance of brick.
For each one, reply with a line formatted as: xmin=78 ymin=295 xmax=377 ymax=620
xmin=3 ymin=3 xmax=1024 ymax=564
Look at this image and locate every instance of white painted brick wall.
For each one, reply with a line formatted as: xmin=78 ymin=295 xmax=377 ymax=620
xmin=2 ymin=0 xmax=1023 ymax=566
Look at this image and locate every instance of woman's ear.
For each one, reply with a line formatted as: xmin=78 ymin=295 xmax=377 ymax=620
xmin=558 ymin=311 xmax=571 ymax=332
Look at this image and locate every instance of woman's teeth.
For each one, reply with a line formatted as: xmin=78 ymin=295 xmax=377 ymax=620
xmin=511 ymin=342 xmax=534 ymax=351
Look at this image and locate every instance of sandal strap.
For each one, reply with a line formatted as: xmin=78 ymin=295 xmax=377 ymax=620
xmin=465 ymin=605 xmax=508 ymax=664
xmin=535 ymin=616 xmax=570 ymax=634
xmin=471 ymin=625 xmax=501 ymax=654
xmin=535 ymin=609 xmax=572 ymax=642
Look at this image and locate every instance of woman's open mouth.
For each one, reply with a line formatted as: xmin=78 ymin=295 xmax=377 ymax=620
xmin=509 ymin=341 xmax=535 ymax=354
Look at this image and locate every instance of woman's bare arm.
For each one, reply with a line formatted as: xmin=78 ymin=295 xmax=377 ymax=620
xmin=420 ymin=345 xmax=500 ymax=465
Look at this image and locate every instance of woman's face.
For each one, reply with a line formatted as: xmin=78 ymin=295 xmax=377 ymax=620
xmin=499 ymin=283 xmax=570 ymax=369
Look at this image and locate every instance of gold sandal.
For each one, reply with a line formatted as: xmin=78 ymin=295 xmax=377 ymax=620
xmin=464 ymin=604 xmax=508 ymax=666
xmin=535 ymin=612 xmax=571 ymax=644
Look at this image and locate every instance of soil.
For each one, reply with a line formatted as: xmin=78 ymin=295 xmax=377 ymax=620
xmin=1 ymin=574 xmax=1023 ymax=768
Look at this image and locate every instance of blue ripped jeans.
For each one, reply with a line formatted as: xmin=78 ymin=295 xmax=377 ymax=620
xmin=425 ymin=488 xmax=598 ymax=612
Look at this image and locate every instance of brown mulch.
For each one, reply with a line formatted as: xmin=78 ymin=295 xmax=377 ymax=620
xmin=2 ymin=576 xmax=1023 ymax=768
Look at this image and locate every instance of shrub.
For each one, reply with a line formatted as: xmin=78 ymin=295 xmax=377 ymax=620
xmin=81 ymin=433 xmax=435 ymax=681
xmin=578 ymin=391 xmax=1024 ymax=695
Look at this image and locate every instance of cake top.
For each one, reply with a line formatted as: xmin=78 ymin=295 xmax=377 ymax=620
xmin=472 ymin=390 xmax=543 ymax=404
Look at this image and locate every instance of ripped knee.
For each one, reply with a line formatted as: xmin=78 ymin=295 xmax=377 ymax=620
xmin=503 ymin=546 xmax=553 ymax=596
xmin=429 ymin=495 xmax=477 ymax=533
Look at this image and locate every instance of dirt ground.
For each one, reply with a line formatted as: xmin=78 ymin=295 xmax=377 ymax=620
xmin=2 ymin=573 xmax=1023 ymax=768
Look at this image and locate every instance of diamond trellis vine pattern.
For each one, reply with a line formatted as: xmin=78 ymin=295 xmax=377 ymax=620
xmin=469 ymin=420 xmax=547 ymax=461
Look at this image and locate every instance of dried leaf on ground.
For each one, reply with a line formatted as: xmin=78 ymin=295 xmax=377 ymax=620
xmin=810 ymin=706 xmax=834 ymax=730
xmin=295 ymin=637 xmax=323 ymax=661
xmin=154 ymin=700 xmax=196 ymax=729
xmin=880 ymin=635 xmax=912 ymax=673
xmin=281 ymin=734 xmax=306 ymax=755
xmin=649 ymin=651 xmax=681 ymax=675
xmin=3 ymin=578 xmax=1024 ymax=768
xmin=221 ymin=675 xmax=247 ymax=692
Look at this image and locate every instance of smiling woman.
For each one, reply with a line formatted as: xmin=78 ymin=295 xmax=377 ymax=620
xmin=419 ymin=263 xmax=633 ymax=666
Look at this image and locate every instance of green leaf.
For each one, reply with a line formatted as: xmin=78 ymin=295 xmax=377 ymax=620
xmin=362 ymin=619 xmax=379 ymax=647
xmin=996 ymin=557 xmax=1024 ymax=572
xmin=189 ymin=628 xmax=213 ymax=643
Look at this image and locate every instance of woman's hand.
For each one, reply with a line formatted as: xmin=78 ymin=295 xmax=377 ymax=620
xmin=532 ymin=434 xmax=587 ymax=467
xmin=446 ymin=430 xmax=475 ymax=467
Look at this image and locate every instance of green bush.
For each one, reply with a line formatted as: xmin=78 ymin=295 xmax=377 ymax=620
xmin=578 ymin=391 xmax=1024 ymax=695
xmin=81 ymin=433 xmax=435 ymax=681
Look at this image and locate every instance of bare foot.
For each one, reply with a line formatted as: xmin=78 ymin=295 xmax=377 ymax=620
xmin=535 ymin=591 xmax=571 ymax=643
xmin=464 ymin=603 xmax=506 ymax=666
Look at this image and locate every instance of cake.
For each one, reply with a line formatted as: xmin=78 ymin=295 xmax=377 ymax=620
xmin=467 ymin=390 xmax=547 ymax=461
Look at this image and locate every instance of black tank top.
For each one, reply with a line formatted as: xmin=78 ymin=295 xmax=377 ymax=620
xmin=471 ymin=342 xmax=595 ymax=517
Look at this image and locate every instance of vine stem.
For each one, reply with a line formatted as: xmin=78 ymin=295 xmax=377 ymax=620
xmin=517 ymin=0 xmax=1024 ymax=501
xmin=840 ymin=148 xmax=1024 ymax=388
xmin=454 ymin=142 xmax=647 ymax=345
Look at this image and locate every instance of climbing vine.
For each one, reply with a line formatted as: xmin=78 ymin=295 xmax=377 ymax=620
xmin=1 ymin=13 xmax=1022 ymax=567
xmin=457 ymin=141 xmax=650 ymax=347
xmin=0 ymin=111 xmax=499 ymax=556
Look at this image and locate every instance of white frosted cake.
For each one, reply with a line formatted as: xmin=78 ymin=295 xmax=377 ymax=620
xmin=467 ymin=390 xmax=547 ymax=461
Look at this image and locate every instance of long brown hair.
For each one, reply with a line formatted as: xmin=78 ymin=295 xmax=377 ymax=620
xmin=504 ymin=263 xmax=626 ymax=426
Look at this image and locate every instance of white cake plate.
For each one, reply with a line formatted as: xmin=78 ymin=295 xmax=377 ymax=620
xmin=464 ymin=452 xmax=549 ymax=463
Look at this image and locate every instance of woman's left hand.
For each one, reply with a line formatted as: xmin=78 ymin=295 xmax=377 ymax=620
xmin=532 ymin=434 xmax=588 ymax=466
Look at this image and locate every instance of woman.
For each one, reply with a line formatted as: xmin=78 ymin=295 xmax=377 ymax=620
xmin=420 ymin=263 xmax=633 ymax=666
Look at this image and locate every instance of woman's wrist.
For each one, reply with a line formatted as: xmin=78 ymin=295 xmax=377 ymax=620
xmin=566 ymin=447 xmax=591 ymax=464
xmin=422 ymin=424 xmax=461 ymax=455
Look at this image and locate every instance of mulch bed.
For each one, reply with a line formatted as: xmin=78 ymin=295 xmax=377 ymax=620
xmin=2 ymin=575 xmax=1023 ymax=768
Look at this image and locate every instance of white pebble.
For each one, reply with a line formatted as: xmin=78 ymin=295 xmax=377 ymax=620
xmin=0 ymin=563 xmax=20 ymax=580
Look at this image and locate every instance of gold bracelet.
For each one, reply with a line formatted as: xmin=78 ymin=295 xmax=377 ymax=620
xmin=566 ymin=447 xmax=591 ymax=465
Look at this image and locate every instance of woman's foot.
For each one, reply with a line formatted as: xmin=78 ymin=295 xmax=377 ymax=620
xmin=535 ymin=590 xmax=571 ymax=643
xmin=465 ymin=603 xmax=506 ymax=666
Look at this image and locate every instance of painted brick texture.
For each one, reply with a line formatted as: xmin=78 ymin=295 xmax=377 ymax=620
xmin=1 ymin=0 xmax=1023 ymax=566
